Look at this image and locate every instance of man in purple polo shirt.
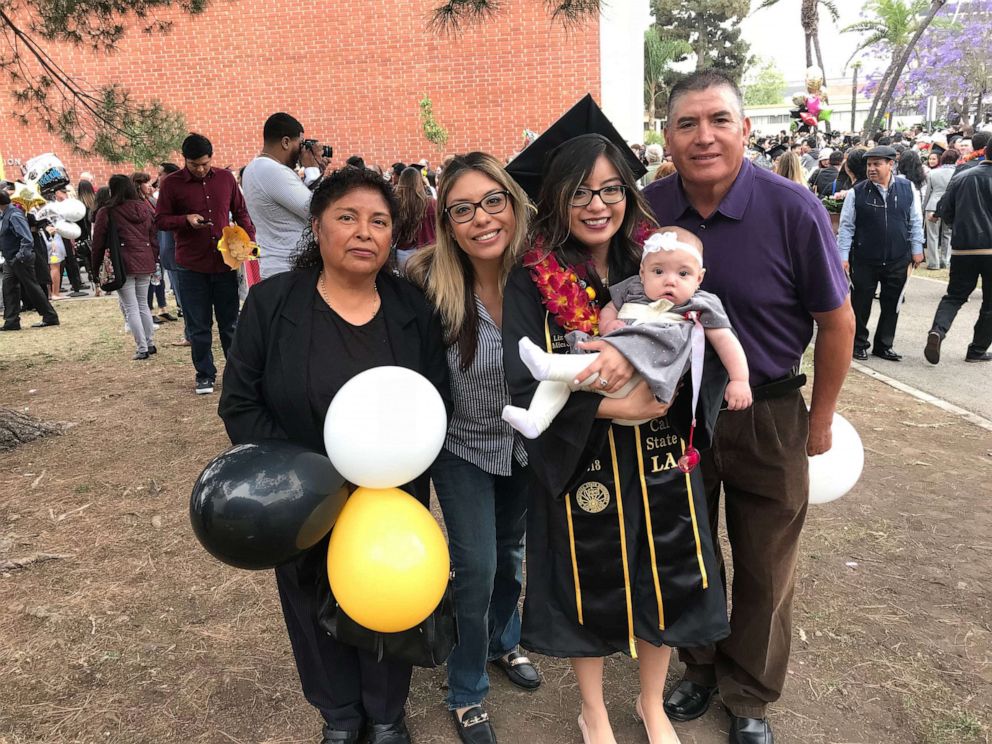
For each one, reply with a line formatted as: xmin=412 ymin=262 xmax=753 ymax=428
xmin=644 ymin=70 xmax=855 ymax=744
xmin=155 ymin=133 xmax=255 ymax=395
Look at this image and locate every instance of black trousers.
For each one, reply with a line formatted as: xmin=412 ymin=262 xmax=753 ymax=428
xmin=62 ymin=242 xmax=83 ymax=291
xmin=2 ymin=258 xmax=59 ymax=326
xmin=850 ymin=257 xmax=910 ymax=353
xmin=929 ymin=254 xmax=992 ymax=356
xmin=274 ymin=541 xmax=412 ymax=731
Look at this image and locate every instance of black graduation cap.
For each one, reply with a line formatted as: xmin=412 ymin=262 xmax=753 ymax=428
xmin=766 ymin=143 xmax=788 ymax=161
xmin=506 ymin=94 xmax=646 ymax=201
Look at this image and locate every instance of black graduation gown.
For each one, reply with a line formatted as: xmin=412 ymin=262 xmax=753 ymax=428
xmin=502 ymin=266 xmax=730 ymax=657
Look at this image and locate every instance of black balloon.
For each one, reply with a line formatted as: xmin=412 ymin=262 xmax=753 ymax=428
xmin=190 ymin=440 xmax=347 ymax=570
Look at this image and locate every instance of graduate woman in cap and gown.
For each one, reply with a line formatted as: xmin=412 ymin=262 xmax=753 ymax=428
xmin=503 ymin=102 xmax=730 ymax=744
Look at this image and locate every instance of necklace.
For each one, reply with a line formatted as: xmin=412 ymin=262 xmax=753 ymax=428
xmin=318 ymin=272 xmax=379 ymax=323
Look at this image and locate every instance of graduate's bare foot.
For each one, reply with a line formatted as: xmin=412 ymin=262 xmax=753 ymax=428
xmin=578 ymin=703 xmax=617 ymax=744
xmin=636 ymin=694 xmax=681 ymax=744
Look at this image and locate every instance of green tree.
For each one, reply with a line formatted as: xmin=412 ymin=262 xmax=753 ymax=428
xmin=753 ymin=0 xmax=840 ymax=75
xmin=651 ymin=0 xmax=752 ymax=81
xmin=0 ymin=1 xmax=201 ymax=163
xmin=743 ymin=58 xmax=787 ymax=105
xmin=644 ymin=28 xmax=692 ymax=125
xmin=429 ymin=1 xmax=602 ymax=30
xmin=842 ymin=0 xmax=949 ymax=136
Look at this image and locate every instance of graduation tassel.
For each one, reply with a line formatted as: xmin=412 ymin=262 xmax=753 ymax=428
xmin=678 ymin=312 xmax=704 ymax=474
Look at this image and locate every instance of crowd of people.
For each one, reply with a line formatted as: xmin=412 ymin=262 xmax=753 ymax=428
xmin=0 ymin=68 xmax=990 ymax=744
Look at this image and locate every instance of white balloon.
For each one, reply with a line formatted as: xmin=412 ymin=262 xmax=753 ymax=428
xmin=54 ymin=220 xmax=81 ymax=240
xmin=56 ymin=198 xmax=87 ymax=223
xmin=324 ymin=366 xmax=447 ymax=489
xmin=808 ymin=413 xmax=864 ymax=504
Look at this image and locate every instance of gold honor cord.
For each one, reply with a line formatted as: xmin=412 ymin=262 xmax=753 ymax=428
xmin=608 ymin=428 xmax=637 ymax=658
xmin=681 ymin=439 xmax=709 ymax=589
xmin=565 ymin=493 xmax=584 ymax=624
xmin=634 ymin=424 xmax=665 ymax=630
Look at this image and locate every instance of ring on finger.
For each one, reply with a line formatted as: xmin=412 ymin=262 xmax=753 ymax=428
xmin=598 ymin=377 xmax=609 ymax=388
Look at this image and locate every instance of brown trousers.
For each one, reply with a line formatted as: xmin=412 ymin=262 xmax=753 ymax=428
xmin=679 ymin=391 xmax=809 ymax=719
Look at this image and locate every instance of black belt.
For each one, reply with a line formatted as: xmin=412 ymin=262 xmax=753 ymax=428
xmin=751 ymin=372 xmax=806 ymax=401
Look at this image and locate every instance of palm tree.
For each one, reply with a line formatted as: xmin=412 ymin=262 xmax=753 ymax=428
xmin=644 ymin=28 xmax=692 ymax=125
xmin=754 ymin=0 xmax=840 ymax=74
xmin=842 ymin=0 xmax=948 ymax=136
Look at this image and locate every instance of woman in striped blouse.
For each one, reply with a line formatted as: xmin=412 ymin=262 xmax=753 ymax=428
xmin=406 ymin=153 xmax=539 ymax=744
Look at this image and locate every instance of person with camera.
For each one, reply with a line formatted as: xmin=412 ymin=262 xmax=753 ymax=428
xmin=242 ymin=113 xmax=332 ymax=279
xmin=154 ymin=133 xmax=255 ymax=395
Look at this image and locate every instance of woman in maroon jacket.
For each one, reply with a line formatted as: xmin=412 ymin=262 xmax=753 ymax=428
xmin=92 ymin=175 xmax=160 ymax=359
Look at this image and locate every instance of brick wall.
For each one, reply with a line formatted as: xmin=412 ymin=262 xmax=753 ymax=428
xmin=0 ymin=0 xmax=601 ymax=185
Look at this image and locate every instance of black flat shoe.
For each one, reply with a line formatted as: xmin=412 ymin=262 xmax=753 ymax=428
xmin=133 ymin=351 xmax=150 ymax=360
xmin=663 ymin=679 xmax=717 ymax=721
xmin=0 ymin=324 xmax=20 ymax=331
xmin=452 ymin=706 xmax=497 ymax=744
xmin=147 ymin=344 xmax=157 ymax=355
xmin=320 ymin=723 xmax=364 ymax=744
xmin=852 ymin=348 xmax=868 ymax=361
xmin=31 ymin=319 xmax=60 ymax=328
xmin=491 ymin=649 xmax=541 ymax=690
xmin=924 ymin=331 xmax=942 ymax=365
xmin=966 ymin=351 xmax=992 ymax=363
xmin=872 ymin=348 xmax=902 ymax=362
xmin=729 ymin=715 xmax=773 ymax=744
xmin=367 ymin=719 xmax=410 ymax=744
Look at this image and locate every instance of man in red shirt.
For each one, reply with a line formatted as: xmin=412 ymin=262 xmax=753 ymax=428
xmin=155 ymin=133 xmax=255 ymax=395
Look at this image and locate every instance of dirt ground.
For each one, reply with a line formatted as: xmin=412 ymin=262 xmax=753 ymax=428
xmin=1 ymin=297 xmax=990 ymax=744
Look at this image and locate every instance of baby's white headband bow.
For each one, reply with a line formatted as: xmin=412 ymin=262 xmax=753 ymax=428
xmin=641 ymin=231 xmax=704 ymax=268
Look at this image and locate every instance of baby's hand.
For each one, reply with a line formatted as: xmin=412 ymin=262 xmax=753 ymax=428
xmin=725 ymin=380 xmax=753 ymax=411
xmin=600 ymin=319 xmax=626 ymax=335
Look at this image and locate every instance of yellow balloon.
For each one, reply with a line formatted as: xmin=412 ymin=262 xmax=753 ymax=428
xmin=327 ymin=487 xmax=449 ymax=633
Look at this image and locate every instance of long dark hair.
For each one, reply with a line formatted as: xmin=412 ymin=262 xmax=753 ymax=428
xmin=293 ymin=167 xmax=399 ymax=271
xmin=845 ymin=148 xmax=869 ymax=184
xmin=107 ymin=174 xmax=141 ymax=208
xmin=897 ymin=150 xmax=926 ymax=190
xmin=394 ymin=166 xmax=429 ymax=247
xmin=77 ymin=180 xmax=96 ymax=212
xmin=531 ymin=134 xmax=655 ymax=294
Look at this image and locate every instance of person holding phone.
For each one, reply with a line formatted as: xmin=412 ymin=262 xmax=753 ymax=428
xmin=154 ymin=133 xmax=256 ymax=395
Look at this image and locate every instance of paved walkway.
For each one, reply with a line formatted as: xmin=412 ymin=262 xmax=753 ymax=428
xmin=854 ymin=273 xmax=990 ymax=420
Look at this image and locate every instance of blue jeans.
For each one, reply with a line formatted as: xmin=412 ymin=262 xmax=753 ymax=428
xmin=431 ymin=448 xmax=528 ymax=709
xmin=174 ymin=269 xmax=239 ymax=383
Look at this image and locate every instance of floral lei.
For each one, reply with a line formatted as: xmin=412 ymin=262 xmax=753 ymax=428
xmin=522 ymin=221 xmax=654 ymax=335
xmin=964 ymin=147 xmax=986 ymax=162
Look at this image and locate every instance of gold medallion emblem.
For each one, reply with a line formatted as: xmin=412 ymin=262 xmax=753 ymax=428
xmin=575 ymin=482 xmax=611 ymax=514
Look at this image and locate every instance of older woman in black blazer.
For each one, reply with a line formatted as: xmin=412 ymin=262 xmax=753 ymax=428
xmin=219 ymin=167 xmax=449 ymax=744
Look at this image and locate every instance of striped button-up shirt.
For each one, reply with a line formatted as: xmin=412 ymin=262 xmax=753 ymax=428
xmin=444 ymin=297 xmax=528 ymax=476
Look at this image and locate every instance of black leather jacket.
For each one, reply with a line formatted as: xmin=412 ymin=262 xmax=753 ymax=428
xmin=937 ymin=160 xmax=992 ymax=251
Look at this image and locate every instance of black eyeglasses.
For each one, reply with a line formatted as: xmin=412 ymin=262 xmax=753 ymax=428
xmin=444 ymin=191 xmax=510 ymax=223
xmin=570 ymin=184 xmax=627 ymax=208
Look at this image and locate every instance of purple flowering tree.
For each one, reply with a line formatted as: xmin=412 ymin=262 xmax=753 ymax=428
xmin=844 ymin=0 xmax=950 ymax=135
xmin=877 ymin=0 xmax=992 ymax=125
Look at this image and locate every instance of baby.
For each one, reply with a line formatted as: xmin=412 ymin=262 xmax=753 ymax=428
xmin=503 ymin=227 xmax=752 ymax=440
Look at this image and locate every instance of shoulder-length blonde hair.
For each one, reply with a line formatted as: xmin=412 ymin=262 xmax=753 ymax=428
xmin=405 ymin=152 xmax=532 ymax=369
xmin=775 ymin=151 xmax=806 ymax=186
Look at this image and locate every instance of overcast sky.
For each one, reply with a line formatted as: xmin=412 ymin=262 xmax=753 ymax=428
xmin=738 ymin=0 xmax=874 ymax=82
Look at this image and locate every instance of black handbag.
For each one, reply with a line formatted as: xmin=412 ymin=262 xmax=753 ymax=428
xmin=98 ymin=211 xmax=127 ymax=292
xmin=318 ymin=573 xmax=457 ymax=669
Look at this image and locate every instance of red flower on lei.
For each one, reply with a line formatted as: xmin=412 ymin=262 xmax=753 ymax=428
xmin=964 ymin=147 xmax=986 ymax=162
xmin=523 ymin=221 xmax=655 ymax=335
